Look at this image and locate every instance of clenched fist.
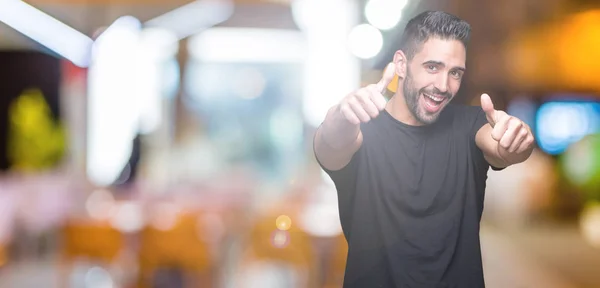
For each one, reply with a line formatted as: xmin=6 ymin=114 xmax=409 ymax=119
xmin=480 ymin=93 xmax=535 ymax=164
xmin=338 ymin=62 xmax=396 ymax=124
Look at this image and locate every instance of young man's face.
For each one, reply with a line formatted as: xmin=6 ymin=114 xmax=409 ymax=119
xmin=402 ymin=38 xmax=466 ymax=125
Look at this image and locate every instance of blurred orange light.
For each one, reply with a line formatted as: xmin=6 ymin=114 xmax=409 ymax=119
xmin=506 ymin=9 xmax=600 ymax=92
xmin=276 ymin=215 xmax=292 ymax=231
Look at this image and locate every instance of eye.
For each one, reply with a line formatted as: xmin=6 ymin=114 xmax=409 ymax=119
xmin=450 ymin=70 xmax=462 ymax=79
xmin=427 ymin=65 xmax=437 ymax=72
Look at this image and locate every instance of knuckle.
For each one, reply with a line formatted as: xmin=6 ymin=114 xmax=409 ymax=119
xmin=346 ymin=97 xmax=358 ymax=106
xmin=520 ymin=128 xmax=528 ymax=136
xmin=525 ymin=137 xmax=534 ymax=145
xmin=354 ymin=90 xmax=369 ymax=101
xmin=340 ymin=104 xmax=351 ymax=113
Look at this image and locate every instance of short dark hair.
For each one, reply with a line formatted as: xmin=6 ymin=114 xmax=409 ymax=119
xmin=399 ymin=11 xmax=471 ymax=60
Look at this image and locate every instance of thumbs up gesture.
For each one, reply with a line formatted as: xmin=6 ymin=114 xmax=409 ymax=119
xmin=480 ymin=94 xmax=534 ymax=164
xmin=337 ymin=62 xmax=395 ymax=124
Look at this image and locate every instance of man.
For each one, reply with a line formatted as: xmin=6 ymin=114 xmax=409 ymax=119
xmin=313 ymin=11 xmax=534 ymax=287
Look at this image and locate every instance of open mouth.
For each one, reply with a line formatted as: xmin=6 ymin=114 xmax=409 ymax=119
xmin=422 ymin=93 xmax=446 ymax=113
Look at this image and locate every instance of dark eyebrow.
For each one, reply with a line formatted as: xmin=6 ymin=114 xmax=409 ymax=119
xmin=422 ymin=60 xmax=466 ymax=72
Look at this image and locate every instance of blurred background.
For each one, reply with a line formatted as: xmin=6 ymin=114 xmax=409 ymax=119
xmin=0 ymin=0 xmax=600 ymax=287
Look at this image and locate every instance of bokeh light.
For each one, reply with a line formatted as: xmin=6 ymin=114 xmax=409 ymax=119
xmin=271 ymin=230 xmax=290 ymax=249
xmin=536 ymin=101 xmax=600 ymax=155
xmin=110 ymin=201 xmax=144 ymax=233
xmin=365 ymin=0 xmax=406 ymax=30
xmin=84 ymin=266 xmax=114 ymax=288
xmin=85 ymin=189 xmax=116 ymax=220
xmin=150 ymin=202 xmax=180 ymax=231
xmin=275 ymin=215 xmax=292 ymax=231
xmin=561 ymin=134 xmax=600 ymax=199
xmin=580 ymin=202 xmax=600 ymax=249
xmin=348 ymin=24 xmax=383 ymax=59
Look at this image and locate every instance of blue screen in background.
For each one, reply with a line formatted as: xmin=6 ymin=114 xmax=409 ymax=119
xmin=507 ymin=97 xmax=537 ymax=130
xmin=536 ymin=101 xmax=600 ymax=155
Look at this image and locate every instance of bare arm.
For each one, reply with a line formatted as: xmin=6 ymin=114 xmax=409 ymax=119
xmin=314 ymin=63 xmax=396 ymax=171
xmin=314 ymin=107 xmax=363 ymax=171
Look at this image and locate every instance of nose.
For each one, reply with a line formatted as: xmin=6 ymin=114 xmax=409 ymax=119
xmin=434 ymin=73 xmax=449 ymax=94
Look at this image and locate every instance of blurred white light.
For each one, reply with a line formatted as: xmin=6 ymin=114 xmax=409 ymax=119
xmin=87 ymin=16 xmax=142 ymax=187
xmin=291 ymin=0 xmax=350 ymax=32
xmin=188 ymin=28 xmax=306 ymax=63
xmin=0 ymin=0 xmax=93 ymax=67
xmin=348 ymin=24 xmax=383 ymax=59
xmin=85 ymin=189 xmax=116 ymax=220
xmin=138 ymin=27 xmax=179 ymax=61
xmin=136 ymin=28 xmax=178 ymax=134
xmin=294 ymin=0 xmax=361 ymax=127
xmin=88 ymin=17 xmax=177 ymax=186
xmin=84 ymin=267 xmax=114 ymax=288
xmin=110 ymin=201 xmax=144 ymax=233
xmin=94 ymin=16 xmax=141 ymax=48
xmin=145 ymin=0 xmax=233 ymax=40
xmin=365 ymin=0 xmax=406 ymax=30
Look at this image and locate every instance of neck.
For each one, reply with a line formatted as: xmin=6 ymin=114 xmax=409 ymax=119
xmin=385 ymin=89 xmax=424 ymax=126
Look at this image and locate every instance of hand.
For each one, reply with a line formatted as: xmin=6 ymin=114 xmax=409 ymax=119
xmin=337 ymin=62 xmax=395 ymax=124
xmin=480 ymin=93 xmax=534 ymax=163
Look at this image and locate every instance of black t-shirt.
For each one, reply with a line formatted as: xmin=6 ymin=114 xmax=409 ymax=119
xmin=317 ymin=104 xmax=494 ymax=288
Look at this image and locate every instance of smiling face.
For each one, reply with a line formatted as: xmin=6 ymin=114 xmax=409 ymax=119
xmin=401 ymin=37 xmax=466 ymax=125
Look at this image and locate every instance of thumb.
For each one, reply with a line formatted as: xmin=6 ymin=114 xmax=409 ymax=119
xmin=376 ymin=62 xmax=396 ymax=93
xmin=480 ymin=93 xmax=497 ymax=125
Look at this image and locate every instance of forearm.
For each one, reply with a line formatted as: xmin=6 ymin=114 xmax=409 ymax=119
xmin=314 ymin=105 xmax=362 ymax=171
xmin=320 ymin=105 xmax=361 ymax=150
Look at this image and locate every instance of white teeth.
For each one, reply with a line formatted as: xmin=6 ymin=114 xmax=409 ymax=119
xmin=425 ymin=94 xmax=444 ymax=102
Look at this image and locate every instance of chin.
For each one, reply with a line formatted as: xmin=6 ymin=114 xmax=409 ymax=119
xmin=416 ymin=106 xmax=445 ymax=125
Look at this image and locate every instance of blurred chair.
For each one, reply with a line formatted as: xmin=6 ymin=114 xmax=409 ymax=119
xmin=137 ymin=211 xmax=213 ymax=288
xmin=59 ymin=219 xmax=125 ymax=287
xmin=61 ymin=219 xmax=124 ymax=263
xmin=236 ymin=211 xmax=317 ymax=288
xmin=0 ymin=242 xmax=7 ymax=268
xmin=322 ymin=233 xmax=348 ymax=288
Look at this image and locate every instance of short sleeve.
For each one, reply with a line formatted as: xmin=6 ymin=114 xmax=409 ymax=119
xmin=316 ymin=148 xmax=359 ymax=185
xmin=313 ymin=133 xmax=360 ymax=188
xmin=471 ymin=106 xmax=489 ymax=141
xmin=470 ymin=106 xmax=505 ymax=171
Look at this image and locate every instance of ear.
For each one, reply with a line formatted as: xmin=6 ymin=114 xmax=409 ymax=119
xmin=393 ymin=50 xmax=407 ymax=79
